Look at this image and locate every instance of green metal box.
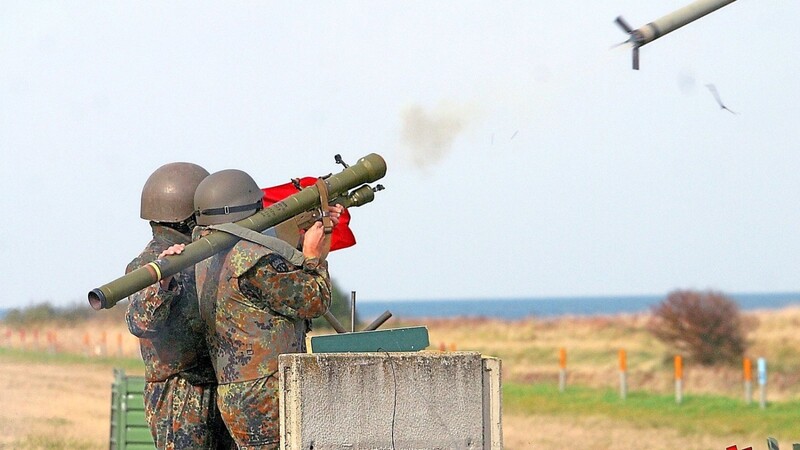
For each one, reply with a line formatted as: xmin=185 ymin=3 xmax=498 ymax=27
xmin=109 ymin=369 xmax=155 ymax=450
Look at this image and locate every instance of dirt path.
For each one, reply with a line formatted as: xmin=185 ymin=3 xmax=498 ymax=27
xmin=0 ymin=357 xmax=119 ymax=449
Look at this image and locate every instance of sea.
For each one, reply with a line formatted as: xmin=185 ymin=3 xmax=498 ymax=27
xmin=354 ymin=292 xmax=800 ymax=322
xmin=1 ymin=292 xmax=799 ymax=322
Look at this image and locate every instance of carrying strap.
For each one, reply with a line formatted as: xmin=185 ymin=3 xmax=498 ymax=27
xmin=208 ymin=223 xmax=305 ymax=267
xmin=314 ymin=178 xmax=333 ymax=262
xmin=314 ymin=178 xmax=334 ymax=235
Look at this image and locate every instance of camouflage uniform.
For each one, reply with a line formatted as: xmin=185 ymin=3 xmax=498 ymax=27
xmin=126 ymin=223 xmax=230 ymax=450
xmin=194 ymin=232 xmax=331 ymax=449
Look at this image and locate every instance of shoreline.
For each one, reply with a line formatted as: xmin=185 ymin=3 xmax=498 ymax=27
xmin=387 ymin=303 xmax=800 ymax=325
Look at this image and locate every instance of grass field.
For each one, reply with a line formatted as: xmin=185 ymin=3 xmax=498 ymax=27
xmin=505 ymin=382 xmax=799 ymax=446
xmin=2 ymin=306 xmax=800 ymax=449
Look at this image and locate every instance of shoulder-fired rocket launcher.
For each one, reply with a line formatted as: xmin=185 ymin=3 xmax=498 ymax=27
xmin=615 ymin=0 xmax=737 ymax=70
xmin=89 ymin=153 xmax=387 ymax=310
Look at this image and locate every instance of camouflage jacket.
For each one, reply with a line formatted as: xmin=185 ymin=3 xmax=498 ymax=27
xmin=126 ymin=223 xmax=215 ymax=383
xmin=194 ymin=229 xmax=331 ymax=384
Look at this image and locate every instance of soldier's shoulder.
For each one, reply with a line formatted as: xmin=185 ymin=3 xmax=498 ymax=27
xmin=230 ymin=240 xmax=284 ymax=276
xmin=261 ymin=253 xmax=293 ymax=273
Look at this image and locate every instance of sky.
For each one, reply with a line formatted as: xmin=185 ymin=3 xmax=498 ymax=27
xmin=2 ymin=1 xmax=800 ymax=309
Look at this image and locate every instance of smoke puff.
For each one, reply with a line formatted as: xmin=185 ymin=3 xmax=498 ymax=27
xmin=400 ymin=103 xmax=474 ymax=169
xmin=678 ymin=70 xmax=696 ymax=95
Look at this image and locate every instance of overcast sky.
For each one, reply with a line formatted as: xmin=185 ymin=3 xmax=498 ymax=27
xmin=2 ymin=1 xmax=799 ymax=309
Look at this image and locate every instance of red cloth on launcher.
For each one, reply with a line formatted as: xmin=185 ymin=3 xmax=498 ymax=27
xmin=261 ymin=177 xmax=356 ymax=251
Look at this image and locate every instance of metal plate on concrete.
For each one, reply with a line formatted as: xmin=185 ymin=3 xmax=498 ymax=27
xmin=309 ymin=326 xmax=429 ymax=353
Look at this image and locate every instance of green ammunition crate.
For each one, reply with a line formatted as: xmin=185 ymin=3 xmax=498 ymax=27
xmin=109 ymin=369 xmax=155 ymax=450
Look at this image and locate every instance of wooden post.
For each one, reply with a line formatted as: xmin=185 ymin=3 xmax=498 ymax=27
xmin=83 ymin=332 xmax=90 ymax=356
xmin=743 ymin=357 xmax=752 ymax=405
xmin=675 ymin=355 xmax=683 ymax=404
xmin=558 ymin=347 xmax=567 ymax=392
xmin=618 ymin=348 xmax=627 ymax=400
xmin=47 ymin=331 xmax=56 ymax=354
xmin=100 ymin=330 xmax=108 ymax=356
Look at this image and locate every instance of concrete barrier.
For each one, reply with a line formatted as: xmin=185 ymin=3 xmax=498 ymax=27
xmin=279 ymin=351 xmax=502 ymax=450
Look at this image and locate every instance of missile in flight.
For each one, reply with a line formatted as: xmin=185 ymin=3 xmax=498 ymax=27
xmin=615 ymin=0 xmax=738 ymax=70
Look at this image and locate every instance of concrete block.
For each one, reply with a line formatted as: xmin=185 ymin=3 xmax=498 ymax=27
xmin=279 ymin=351 xmax=502 ymax=450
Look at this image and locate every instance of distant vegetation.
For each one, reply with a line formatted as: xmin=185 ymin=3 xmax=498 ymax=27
xmin=1 ymin=278 xmax=356 ymax=329
xmin=1 ymin=300 xmax=122 ymax=326
xmin=648 ymin=290 xmax=752 ymax=366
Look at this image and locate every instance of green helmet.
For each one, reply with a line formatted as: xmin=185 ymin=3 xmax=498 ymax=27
xmin=141 ymin=162 xmax=210 ymax=222
xmin=194 ymin=169 xmax=264 ymax=226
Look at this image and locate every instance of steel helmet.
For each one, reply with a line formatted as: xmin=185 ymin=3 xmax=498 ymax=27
xmin=194 ymin=169 xmax=264 ymax=226
xmin=140 ymin=162 xmax=210 ymax=222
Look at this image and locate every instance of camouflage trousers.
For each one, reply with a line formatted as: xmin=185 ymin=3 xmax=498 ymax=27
xmin=216 ymin=375 xmax=280 ymax=450
xmin=144 ymin=376 xmax=233 ymax=449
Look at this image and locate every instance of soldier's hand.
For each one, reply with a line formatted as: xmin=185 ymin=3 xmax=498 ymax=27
xmin=158 ymin=244 xmax=185 ymax=259
xmin=327 ymin=204 xmax=344 ymax=227
xmin=158 ymin=244 xmax=185 ymax=289
xmin=302 ymin=222 xmax=325 ymax=259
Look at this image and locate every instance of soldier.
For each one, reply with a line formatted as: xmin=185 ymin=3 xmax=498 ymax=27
xmin=126 ymin=162 xmax=231 ymax=449
xmin=192 ymin=169 xmax=339 ymax=449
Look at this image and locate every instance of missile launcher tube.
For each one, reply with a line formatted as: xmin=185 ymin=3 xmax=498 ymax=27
xmin=634 ymin=0 xmax=737 ymax=45
xmin=88 ymin=153 xmax=386 ymax=310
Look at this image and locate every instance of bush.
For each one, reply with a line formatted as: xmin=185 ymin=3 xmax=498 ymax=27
xmin=647 ymin=290 xmax=749 ymax=366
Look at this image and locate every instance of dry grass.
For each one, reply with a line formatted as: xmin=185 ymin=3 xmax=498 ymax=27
xmin=0 ymin=321 xmax=142 ymax=361
xmin=413 ymin=307 xmax=800 ymax=402
xmin=1 ymin=306 xmax=799 ymax=449
xmin=0 ymin=357 xmax=113 ymax=449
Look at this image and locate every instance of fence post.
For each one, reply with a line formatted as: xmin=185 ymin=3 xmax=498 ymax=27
xmin=674 ymin=355 xmax=683 ymax=404
xmin=743 ymin=357 xmax=752 ymax=405
xmin=83 ymin=332 xmax=91 ymax=356
xmin=558 ymin=347 xmax=567 ymax=392
xmin=46 ymin=331 xmax=56 ymax=354
xmin=757 ymin=357 xmax=767 ymax=409
xmin=100 ymin=330 xmax=108 ymax=356
xmin=618 ymin=348 xmax=627 ymax=400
